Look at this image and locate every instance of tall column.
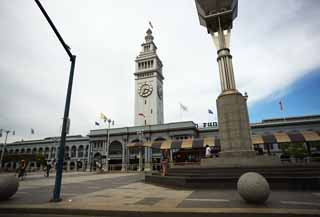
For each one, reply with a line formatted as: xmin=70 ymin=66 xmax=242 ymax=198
xmin=121 ymin=144 xmax=126 ymax=172
xmin=216 ymin=48 xmax=236 ymax=92
xmin=144 ymin=147 xmax=151 ymax=171
xmin=105 ymin=141 xmax=109 ymax=172
xmin=138 ymin=148 xmax=143 ymax=171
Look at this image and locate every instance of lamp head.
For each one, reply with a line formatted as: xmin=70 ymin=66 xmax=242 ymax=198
xmin=195 ymin=0 xmax=238 ymax=33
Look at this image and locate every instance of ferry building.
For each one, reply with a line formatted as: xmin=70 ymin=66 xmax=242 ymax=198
xmin=1 ymin=30 xmax=320 ymax=172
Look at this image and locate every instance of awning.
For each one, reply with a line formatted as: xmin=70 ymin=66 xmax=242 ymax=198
xmin=251 ymin=135 xmax=264 ymax=144
xmin=128 ymin=131 xmax=320 ymax=148
xmin=302 ymin=131 xmax=320 ymax=142
xmin=274 ymin=132 xmax=291 ymax=143
xmin=252 ymin=131 xmax=320 ymax=144
xmin=128 ymin=138 xmax=217 ymax=149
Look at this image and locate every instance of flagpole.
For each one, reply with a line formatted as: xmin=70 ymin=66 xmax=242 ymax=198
xmin=282 ymin=109 xmax=286 ymax=122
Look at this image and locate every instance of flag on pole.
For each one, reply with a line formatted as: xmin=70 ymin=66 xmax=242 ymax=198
xmin=279 ymin=101 xmax=283 ymax=111
xmin=179 ymin=103 xmax=188 ymax=112
xmin=208 ymin=109 xmax=214 ymax=115
xmin=95 ymin=121 xmax=100 ymax=126
xmin=149 ymin=21 xmax=154 ymax=29
xmin=31 ymin=128 xmax=35 ymax=134
xmin=138 ymin=113 xmax=145 ymax=118
xmin=100 ymin=113 xmax=108 ymax=122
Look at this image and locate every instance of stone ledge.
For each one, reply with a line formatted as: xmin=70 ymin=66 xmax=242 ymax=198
xmin=201 ymin=156 xmax=281 ymax=168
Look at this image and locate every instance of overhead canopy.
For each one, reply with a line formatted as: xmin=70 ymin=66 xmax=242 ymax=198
xmin=128 ymin=131 xmax=320 ymax=149
xmin=128 ymin=137 xmax=218 ymax=150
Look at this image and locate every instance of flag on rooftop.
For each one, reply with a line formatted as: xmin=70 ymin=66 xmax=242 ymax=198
xmin=279 ymin=100 xmax=284 ymax=111
xmin=100 ymin=113 xmax=108 ymax=122
xmin=149 ymin=21 xmax=154 ymax=29
xmin=180 ymin=103 xmax=188 ymax=112
xmin=208 ymin=109 xmax=214 ymax=115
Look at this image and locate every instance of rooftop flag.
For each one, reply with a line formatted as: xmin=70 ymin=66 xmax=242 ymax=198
xmin=208 ymin=109 xmax=214 ymax=115
xmin=279 ymin=100 xmax=283 ymax=111
xmin=149 ymin=21 xmax=154 ymax=29
xmin=179 ymin=103 xmax=188 ymax=112
xmin=100 ymin=113 xmax=108 ymax=122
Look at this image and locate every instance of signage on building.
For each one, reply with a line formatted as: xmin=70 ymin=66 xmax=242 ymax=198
xmin=195 ymin=122 xmax=218 ymax=128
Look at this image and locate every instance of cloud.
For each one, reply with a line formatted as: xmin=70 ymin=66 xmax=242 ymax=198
xmin=0 ymin=0 xmax=319 ymax=142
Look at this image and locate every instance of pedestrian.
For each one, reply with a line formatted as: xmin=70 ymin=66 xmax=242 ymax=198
xmin=205 ymin=145 xmax=211 ymax=158
xmin=45 ymin=161 xmax=52 ymax=177
xmin=17 ymin=160 xmax=27 ymax=180
xmin=161 ymin=149 xmax=169 ymax=176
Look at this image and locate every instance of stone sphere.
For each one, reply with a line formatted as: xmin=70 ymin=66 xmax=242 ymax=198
xmin=0 ymin=176 xmax=19 ymax=200
xmin=237 ymin=172 xmax=270 ymax=204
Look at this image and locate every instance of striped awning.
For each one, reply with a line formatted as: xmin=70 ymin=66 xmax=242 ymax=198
xmin=128 ymin=137 xmax=217 ymax=149
xmin=128 ymin=131 xmax=320 ymax=148
xmin=251 ymin=135 xmax=264 ymax=144
xmin=252 ymin=131 xmax=320 ymax=144
xmin=302 ymin=131 xmax=320 ymax=142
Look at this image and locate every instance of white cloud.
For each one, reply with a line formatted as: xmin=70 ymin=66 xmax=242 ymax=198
xmin=0 ymin=0 xmax=319 ymax=142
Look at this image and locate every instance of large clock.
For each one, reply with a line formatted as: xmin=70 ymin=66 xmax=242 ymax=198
xmin=138 ymin=83 xmax=153 ymax=97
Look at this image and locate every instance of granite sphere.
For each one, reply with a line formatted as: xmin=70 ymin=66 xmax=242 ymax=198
xmin=0 ymin=176 xmax=19 ymax=200
xmin=237 ymin=172 xmax=270 ymax=204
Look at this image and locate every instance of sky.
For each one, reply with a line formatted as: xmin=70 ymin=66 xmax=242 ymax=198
xmin=0 ymin=0 xmax=320 ymax=142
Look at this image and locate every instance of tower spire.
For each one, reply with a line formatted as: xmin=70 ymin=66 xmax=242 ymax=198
xmin=145 ymin=28 xmax=154 ymax=42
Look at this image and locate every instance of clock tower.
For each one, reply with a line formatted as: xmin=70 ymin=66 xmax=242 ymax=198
xmin=134 ymin=29 xmax=164 ymax=126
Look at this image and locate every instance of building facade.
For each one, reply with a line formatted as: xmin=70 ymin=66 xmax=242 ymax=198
xmin=1 ymin=115 xmax=320 ymax=172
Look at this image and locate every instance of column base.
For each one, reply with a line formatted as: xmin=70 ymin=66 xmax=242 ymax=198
xmin=201 ymin=155 xmax=281 ymax=168
xmin=219 ymin=150 xmax=256 ymax=158
xmin=217 ymin=91 xmax=253 ymax=153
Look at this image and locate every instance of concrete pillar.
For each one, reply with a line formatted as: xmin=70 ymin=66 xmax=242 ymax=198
xmin=68 ymin=147 xmax=72 ymax=160
xmin=67 ymin=161 xmax=70 ymax=172
xmin=105 ymin=141 xmax=109 ymax=172
xmin=169 ymin=149 xmax=173 ymax=168
xmin=121 ymin=144 xmax=126 ymax=172
xmin=76 ymin=147 xmax=79 ymax=159
xmin=10 ymin=161 xmax=14 ymax=171
xmin=138 ymin=148 xmax=143 ymax=172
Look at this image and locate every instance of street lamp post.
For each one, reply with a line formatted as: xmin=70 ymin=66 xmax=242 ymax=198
xmin=195 ymin=0 xmax=254 ymax=158
xmin=34 ymin=0 xmax=77 ymax=202
xmin=104 ymin=119 xmax=114 ymax=172
xmin=0 ymin=130 xmax=11 ymax=169
xmin=136 ymin=130 xmax=144 ymax=172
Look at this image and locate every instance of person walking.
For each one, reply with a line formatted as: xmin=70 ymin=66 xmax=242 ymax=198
xmin=205 ymin=145 xmax=211 ymax=158
xmin=17 ymin=160 xmax=27 ymax=180
xmin=45 ymin=161 xmax=52 ymax=177
xmin=161 ymin=149 xmax=169 ymax=176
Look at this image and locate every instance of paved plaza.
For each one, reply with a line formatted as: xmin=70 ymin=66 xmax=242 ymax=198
xmin=0 ymin=172 xmax=320 ymax=216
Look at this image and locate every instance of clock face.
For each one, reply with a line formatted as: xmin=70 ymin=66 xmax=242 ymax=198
xmin=138 ymin=83 xmax=153 ymax=97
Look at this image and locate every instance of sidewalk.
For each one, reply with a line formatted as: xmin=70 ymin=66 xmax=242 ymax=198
xmin=0 ymin=172 xmax=319 ymax=216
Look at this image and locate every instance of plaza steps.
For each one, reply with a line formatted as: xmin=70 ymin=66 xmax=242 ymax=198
xmin=144 ymin=165 xmax=320 ymax=190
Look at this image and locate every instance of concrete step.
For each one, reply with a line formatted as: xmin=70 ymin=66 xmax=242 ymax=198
xmin=145 ymin=174 xmax=320 ymax=190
